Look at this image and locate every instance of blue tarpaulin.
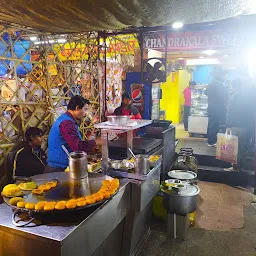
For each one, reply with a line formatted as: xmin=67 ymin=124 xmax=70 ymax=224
xmin=0 ymin=34 xmax=31 ymax=76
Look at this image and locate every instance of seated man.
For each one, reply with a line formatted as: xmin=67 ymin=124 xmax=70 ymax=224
xmin=13 ymin=127 xmax=46 ymax=178
xmin=114 ymin=93 xmax=142 ymax=119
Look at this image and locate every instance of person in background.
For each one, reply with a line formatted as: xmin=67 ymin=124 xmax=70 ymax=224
xmin=183 ymin=81 xmax=195 ymax=131
xmin=13 ymin=127 xmax=46 ymax=178
xmin=225 ymin=79 xmax=255 ymax=171
xmin=207 ymin=69 xmax=228 ymax=147
xmin=46 ymin=95 xmax=96 ymax=173
xmin=114 ymin=93 xmax=142 ymax=119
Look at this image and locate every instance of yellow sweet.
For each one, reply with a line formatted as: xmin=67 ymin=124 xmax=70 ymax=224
xmin=43 ymin=185 xmax=52 ymax=191
xmin=110 ymin=184 xmax=118 ymax=190
xmin=98 ymin=188 xmax=107 ymax=193
xmin=109 ymin=189 xmax=116 ymax=195
xmin=32 ymin=188 xmax=44 ymax=195
xmin=77 ymin=201 xmax=87 ymax=207
xmin=92 ymin=193 xmax=100 ymax=198
xmin=128 ymin=158 xmax=135 ymax=163
xmin=101 ymin=185 xmax=111 ymax=191
xmin=149 ymin=155 xmax=160 ymax=162
xmin=66 ymin=201 xmax=77 ymax=209
xmin=94 ymin=194 xmax=104 ymax=202
xmin=46 ymin=181 xmax=57 ymax=188
xmin=38 ymin=184 xmax=52 ymax=192
xmin=111 ymin=179 xmax=120 ymax=186
xmin=17 ymin=201 xmax=26 ymax=208
xmin=38 ymin=185 xmax=47 ymax=191
xmin=25 ymin=203 xmax=35 ymax=210
xmin=85 ymin=195 xmax=93 ymax=200
xmin=38 ymin=201 xmax=47 ymax=205
xmin=2 ymin=184 xmax=22 ymax=197
xmin=57 ymin=201 xmax=67 ymax=205
xmin=3 ymin=184 xmax=17 ymax=190
xmin=35 ymin=202 xmax=46 ymax=211
xmin=47 ymin=201 xmax=56 ymax=206
xmin=86 ymin=197 xmax=96 ymax=204
xmin=55 ymin=204 xmax=66 ymax=210
xmin=9 ymin=197 xmax=24 ymax=206
xmin=18 ymin=182 xmax=37 ymax=191
xmin=44 ymin=203 xmax=55 ymax=211
xmin=67 ymin=199 xmax=77 ymax=204
xmin=76 ymin=197 xmax=86 ymax=202
xmin=102 ymin=180 xmax=111 ymax=186
xmin=102 ymin=192 xmax=111 ymax=199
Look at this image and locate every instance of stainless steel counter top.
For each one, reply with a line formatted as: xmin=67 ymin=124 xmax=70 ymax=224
xmin=0 ymin=178 xmax=130 ymax=243
xmin=0 ymin=163 xmax=161 ymax=256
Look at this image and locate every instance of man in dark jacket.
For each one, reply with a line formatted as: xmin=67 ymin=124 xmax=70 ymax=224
xmin=13 ymin=127 xmax=46 ymax=178
xmin=114 ymin=93 xmax=142 ymax=119
xmin=207 ymin=71 xmax=228 ymax=146
xmin=226 ymin=79 xmax=255 ymax=170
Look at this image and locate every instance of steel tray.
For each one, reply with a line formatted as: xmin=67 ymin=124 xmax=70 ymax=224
xmin=3 ymin=172 xmax=117 ymax=216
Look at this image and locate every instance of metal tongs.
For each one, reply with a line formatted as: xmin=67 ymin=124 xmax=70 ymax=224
xmin=13 ymin=176 xmax=32 ymax=182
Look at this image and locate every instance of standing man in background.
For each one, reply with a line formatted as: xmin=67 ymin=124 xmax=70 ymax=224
xmin=207 ymin=69 xmax=228 ymax=146
xmin=226 ymin=79 xmax=255 ymax=171
xmin=183 ymin=81 xmax=195 ymax=131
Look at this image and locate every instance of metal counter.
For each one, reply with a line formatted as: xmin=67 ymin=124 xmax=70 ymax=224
xmin=0 ymin=179 xmax=131 ymax=256
xmin=0 ymin=164 xmax=161 ymax=256
xmin=121 ymin=163 xmax=161 ymax=256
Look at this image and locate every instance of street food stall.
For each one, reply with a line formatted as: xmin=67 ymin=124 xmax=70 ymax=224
xmin=0 ymin=172 xmax=131 ymax=256
xmin=0 ymin=117 xmax=163 ymax=256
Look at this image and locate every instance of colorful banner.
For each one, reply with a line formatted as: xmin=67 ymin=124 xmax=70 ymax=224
xmin=53 ymin=35 xmax=139 ymax=61
xmin=144 ymin=28 xmax=256 ymax=51
xmin=31 ymin=52 xmax=57 ymax=76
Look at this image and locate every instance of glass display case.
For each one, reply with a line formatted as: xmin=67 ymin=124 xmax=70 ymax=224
xmin=188 ymin=85 xmax=208 ymax=136
xmin=190 ymin=85 xmax=208 ymax=117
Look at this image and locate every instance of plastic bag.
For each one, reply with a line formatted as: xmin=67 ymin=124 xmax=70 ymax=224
xmin=216 ymin=130 xmax=238 ymax=164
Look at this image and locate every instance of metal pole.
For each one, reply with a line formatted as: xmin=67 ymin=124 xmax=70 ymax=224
xmin=127 ymin=130 xmax=133 ymax=157
xmin=140 ymin=31 xmax=144 ymax=83
xmin=165 ymin=27 xmax=168 ymax=70
xmin=43 ymin=36 xmax=54 ymax=127
xmin=101 ymin=130 xmax=109 ymax=175
xmin=103 ymin=36 xmax=107 ymax=120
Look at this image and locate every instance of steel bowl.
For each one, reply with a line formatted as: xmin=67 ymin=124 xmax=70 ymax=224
xmin=110 ymin=160 xmax=134 ymax=170
xmin=161 ymin=184 xmax=200 ymax=215
xmin=107 ymin=115 xmax=131 ymax=126
xmin=110 ymin=160 xmax=122 ymax=169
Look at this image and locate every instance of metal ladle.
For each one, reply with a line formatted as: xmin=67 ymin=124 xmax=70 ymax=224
xmin=62 ymin=145 xmax=71 ymax=158
xmin=128 ymin=148 xmax=136 ymax=159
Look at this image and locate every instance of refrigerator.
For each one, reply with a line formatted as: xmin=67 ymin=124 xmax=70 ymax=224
xmin=125 ymin=72 xmax=161 ymax=120
xmin=188 ymin=84 xmax=208 ymax=135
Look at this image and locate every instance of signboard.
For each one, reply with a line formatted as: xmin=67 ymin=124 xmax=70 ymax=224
xmin=53 ymin=35 xmax=139 ymax=61
xmin=131 ymin=84 xmax=144 ymax=116
xmin=144 ymin=28 xmax=256 ymax=51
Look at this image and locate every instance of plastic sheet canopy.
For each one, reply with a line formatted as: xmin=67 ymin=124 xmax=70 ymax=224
xmin=0 ymin=0 xmax=255 ymax=33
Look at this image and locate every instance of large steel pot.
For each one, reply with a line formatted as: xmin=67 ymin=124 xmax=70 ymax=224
xmin=69 ymin=151 xmax=88 ymax=179
xmin=162 ymin=184 xmax=200 ymax=215
xmin=107 ymin=115 xmax=130 ymax=126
